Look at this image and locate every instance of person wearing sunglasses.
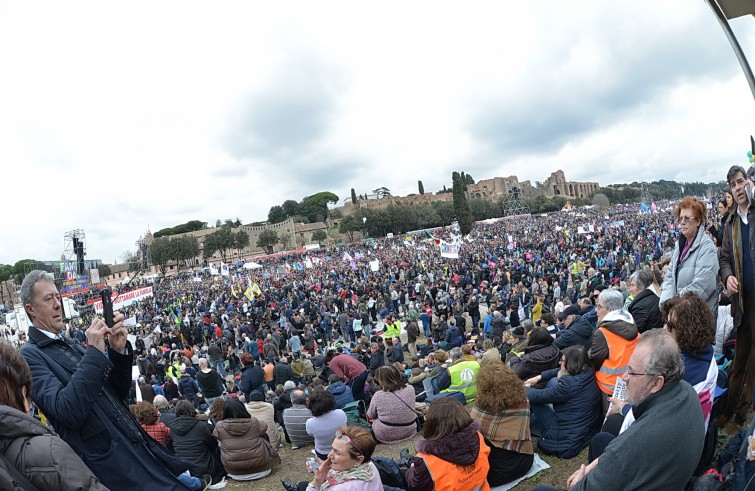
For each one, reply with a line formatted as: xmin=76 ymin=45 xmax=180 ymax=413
xmin=281 ymin=426 xmax=382 ymax=491
xmin=659 ymin=196 xmax=719 ymax=314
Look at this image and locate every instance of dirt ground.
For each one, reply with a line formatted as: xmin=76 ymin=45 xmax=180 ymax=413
xmin=221 ymin=434 xmax=585 ymax=491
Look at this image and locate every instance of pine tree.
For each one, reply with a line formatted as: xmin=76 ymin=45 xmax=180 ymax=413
xmin=351 ymin=188 xmax=357 ymax=204
xmin=452 ymin=173 xmax=472 ymax=234
xmin=418 ymin=180 xmax=425 ymax=195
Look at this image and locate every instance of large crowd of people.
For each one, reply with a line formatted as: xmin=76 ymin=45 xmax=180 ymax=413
xmin=1 ymin=165 xmax=754 ymax=490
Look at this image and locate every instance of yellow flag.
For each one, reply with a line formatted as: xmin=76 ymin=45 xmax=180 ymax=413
xmin=244 ymin=287 xmax=254 ymax=301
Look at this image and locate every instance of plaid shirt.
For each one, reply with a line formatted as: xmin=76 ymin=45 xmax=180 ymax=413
xmin=141 ymin=422 xmax=171 ymax=446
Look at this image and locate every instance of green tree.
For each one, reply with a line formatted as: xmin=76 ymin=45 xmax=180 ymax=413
xmin=432 ymin=201 xmax=456 ymax=225
xmin=267 ymin=205 xmax=287 ymax=224
xmin=372 ymin=187 xmax=391 ymax=198
xmin=339 ymin=214 xmax=363 ymax=241
xmin=300 ymin=192 xmax=339 ymax=223
xmin=351 ymin=188 xmax=357 ymax=204
xmin=203 ymin=228 xmax=235 ymax=263
xmin=452 ymin=173 xmax=472 ymax=235
xmin=418 ymin=180 xmax=424 ymax=195
xmin=149 ymin=237 xmax=173 ymax=275
xmin=257 ymin=229 xmax=279 ymax=254
xmin=312 ymin=229 xmax=328 ymax=244
xmin=282 ymin=200 xmax=300 ymax=218
xmin=97 ymin=264 xmax=112 ymax=278
xmin=172 ymin=236 xmax=200 ymax=268
xmin=233 ymin=231 xmax=250 ymax=256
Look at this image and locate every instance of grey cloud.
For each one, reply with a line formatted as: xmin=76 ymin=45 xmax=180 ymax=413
xmin=467 ymin=20 xmax=736 ymax=158
xmin=222 ymin=55 xmax=344 ymax=162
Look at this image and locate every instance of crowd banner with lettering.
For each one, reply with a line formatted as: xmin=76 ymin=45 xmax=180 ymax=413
xmin=439 ymin=240 xmax=460 ymax=259
xmin=93 ymin=287 xmax=154 ymax=314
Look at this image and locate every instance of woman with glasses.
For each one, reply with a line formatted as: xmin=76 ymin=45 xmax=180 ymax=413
xmin=659 ymin=196 xmax=719 ymax=313
xmin=281 ymin=426 xmax=382 ymax=491
xmin=406 ymin=397 xmax=492 ymax=491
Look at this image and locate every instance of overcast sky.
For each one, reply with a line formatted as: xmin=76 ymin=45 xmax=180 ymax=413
xmin=1 ymin=1 xmax=753 ymax=265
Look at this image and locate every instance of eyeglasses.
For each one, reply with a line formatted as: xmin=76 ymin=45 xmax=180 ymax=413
xmin=335 ymin=430 xmax=362 ymax=455
xmin=625 ymin=371 xmax=651 ymax=377
xmin=595 ymin=303 xmax=606 ymax=311
xmin=678 ymin=215 xmax=697 ymax=223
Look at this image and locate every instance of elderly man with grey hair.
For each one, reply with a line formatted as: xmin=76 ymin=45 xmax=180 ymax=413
xmin=533 ymin=329 xmax=705 ymax=491
xmin=19 ymin=270 xmax=200 ymax=490
xmin=627 ymin=269 xmax=663 ymax=333
xmin=589 ymin=289 xmax=639 ymax=408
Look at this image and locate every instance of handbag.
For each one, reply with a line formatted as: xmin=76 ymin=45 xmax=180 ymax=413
xmin=391 ymin=392 xmax=424 ymax=432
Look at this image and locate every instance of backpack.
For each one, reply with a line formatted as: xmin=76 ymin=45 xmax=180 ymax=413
xmin=715 ymin=420 xmax=755 ymax=491
xmin=342 ymin=400 xmax=371 ymax=430
xmin=372 ymin=456 xmax=407 ymax=490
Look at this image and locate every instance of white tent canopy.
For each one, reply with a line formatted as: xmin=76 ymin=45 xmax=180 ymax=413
xmin=242 ymin=261 xmax=262 ymax=270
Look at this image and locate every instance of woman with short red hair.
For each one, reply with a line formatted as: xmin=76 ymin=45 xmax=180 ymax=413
xmin=659 ymin=196 xmax=719 ymax=313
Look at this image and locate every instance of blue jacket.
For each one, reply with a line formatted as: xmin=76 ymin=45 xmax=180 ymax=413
xmin=526 ymin=367 xmax=602 ymax=458
xmin=238 ymin=364 xmax=264 ymax=401
xmin=326 ymin=381 xmax=354 ymax=409
xmin=445 ymin=326 xmax=461 ymax=348
xmin=21 ymin=326 xmax=191 ymax=490
xmin=554 ymin=315 xmax=594 ymax=350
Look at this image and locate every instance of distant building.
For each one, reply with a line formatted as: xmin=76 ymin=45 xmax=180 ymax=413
xmin=466 ymin=170 xmax=599 ymax=201
xmin=337 ymin=169 xmax=599 ymax=216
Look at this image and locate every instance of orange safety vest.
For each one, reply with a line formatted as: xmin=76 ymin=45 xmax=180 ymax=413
xmin=595 ymin=327 xmax=639 ymax=395
xmin=417 ymin=431 xmax=491 ymax=491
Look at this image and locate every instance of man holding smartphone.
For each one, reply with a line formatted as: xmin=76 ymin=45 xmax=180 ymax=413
xmin=719 ymin=165 xmax=755 ymax=429
xmin=19 ymin=270 xmax=204 ymax=490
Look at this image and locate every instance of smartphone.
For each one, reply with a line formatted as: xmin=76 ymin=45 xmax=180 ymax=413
xmin=101 ymin=288 xmax=114 ymax=328
xmin=307 ymin=457 xmax=319 ymax=472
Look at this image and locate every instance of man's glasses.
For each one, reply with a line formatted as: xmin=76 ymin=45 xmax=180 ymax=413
xmin=335 ymin=430 xmax=362 ymax=455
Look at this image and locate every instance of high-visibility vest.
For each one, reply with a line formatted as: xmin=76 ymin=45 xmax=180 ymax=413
xmin=417 ymin=431 xmax=491 ymax=491
xmin=442 ymin=360 xmax=480 ymax=403
xmin=595 ymin=327 xmax=639 ymax=395
xmin=384 ymin=322 xmax=401 ymax=339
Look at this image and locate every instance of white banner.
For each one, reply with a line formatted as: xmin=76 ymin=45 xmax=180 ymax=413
xmin=90 ymin=269 xmax=100 ymax=284
xmin=577 ymin=225 xmax=595 ymax=234
xmin=439 ymin=240 xmax=460 ymax=259
xmin=93 ymin=286 xmax=154 ymax=314
xmin=369 ymin=259 xmax=380 ymax=271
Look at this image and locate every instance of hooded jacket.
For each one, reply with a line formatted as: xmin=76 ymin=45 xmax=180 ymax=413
xmin=589 ymin=310 xmax=639 ymax=372
xmin=627 ymin=288 xmax=663 ymax=333
xmin=213 ymin=418 xmax=280 ymax=475
xmin=406 ymin=423 xmax=488 ymax=491
xmin=0 ymin=405 xmax=109 ymax=491
xmin=554 ymin=315 xmax=594 ymax=350
xmin=169 ymin=416 xmax=223 ymax=480
xmin=326 ymin=381 xmax=355 ymax=409
xmin=509 ymin=343 xmax=561 ymax=388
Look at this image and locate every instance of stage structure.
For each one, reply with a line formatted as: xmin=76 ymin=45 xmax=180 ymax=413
xmin=501 ymin=186 xmax=531 ymax=217
xmin=62 ymin=229 xmax=86 ymax=280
